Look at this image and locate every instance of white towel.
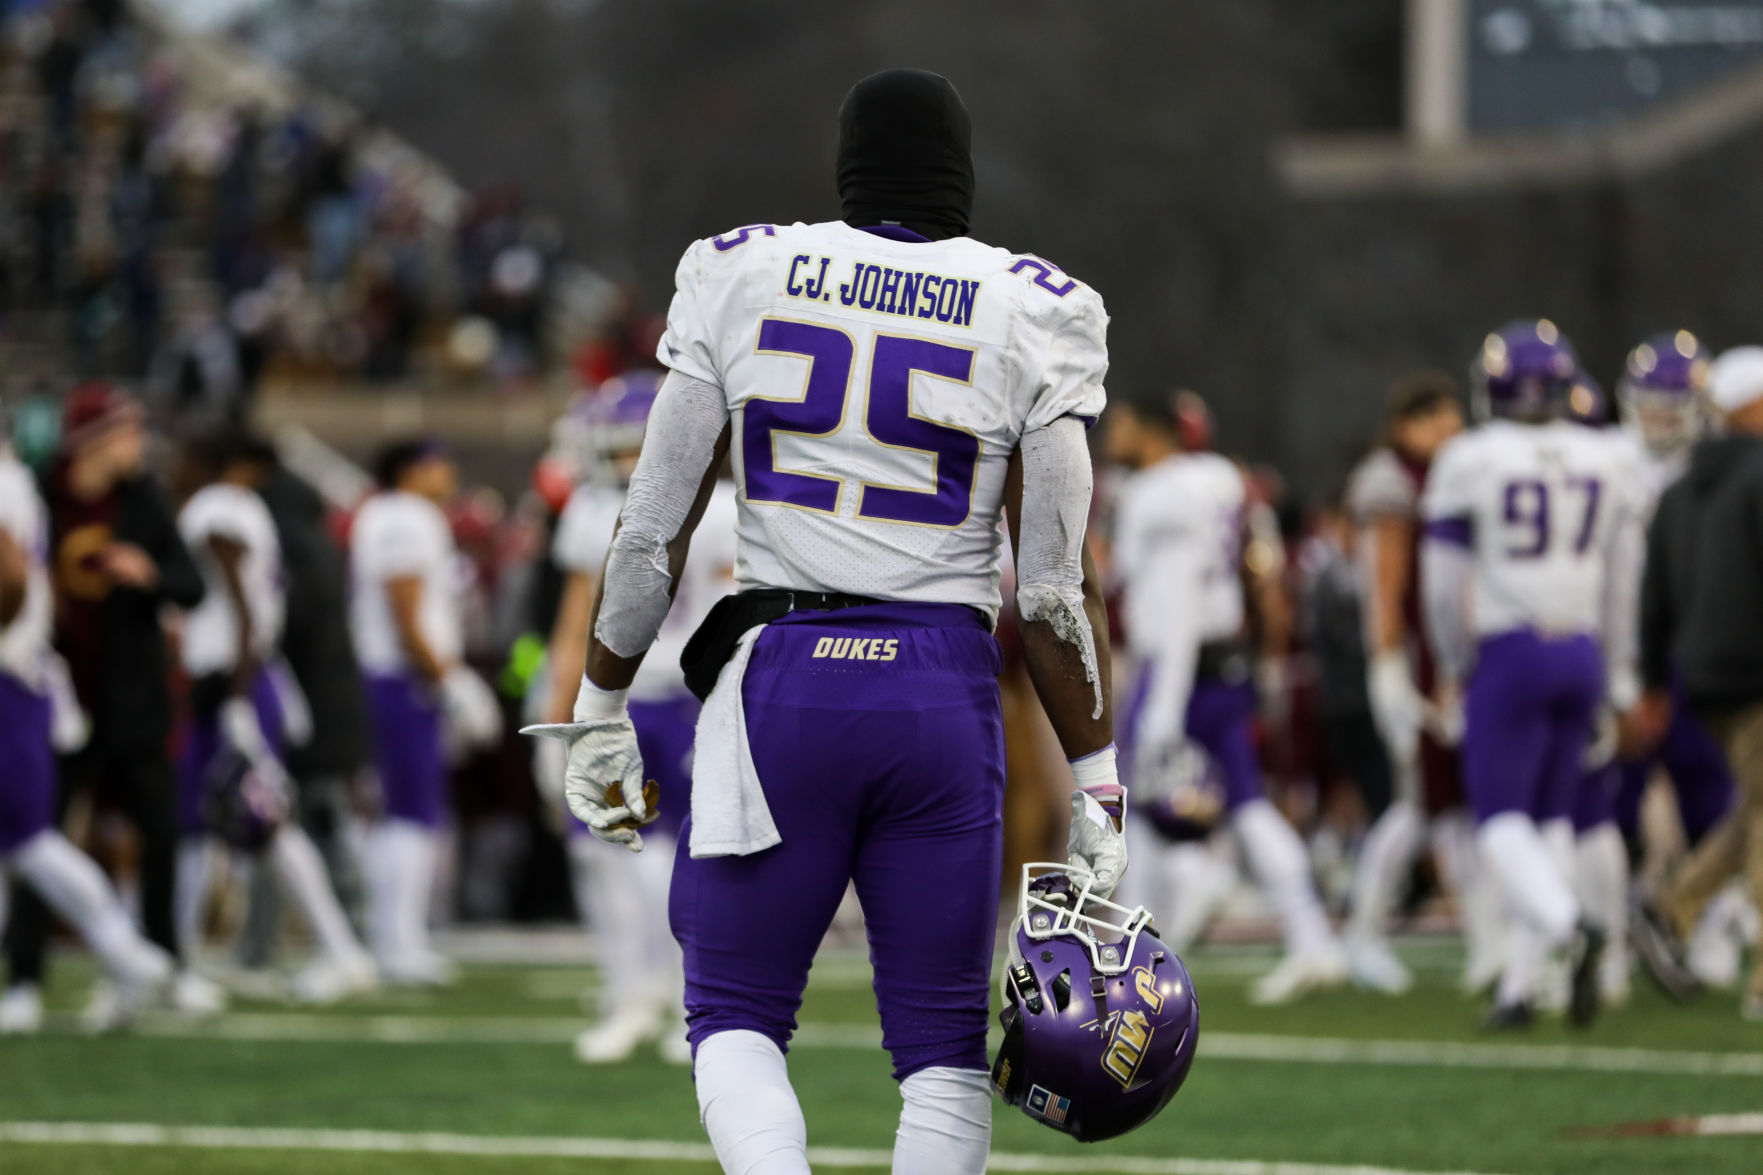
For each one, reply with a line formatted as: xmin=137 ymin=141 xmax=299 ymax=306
xmin=688 ymin=625 xmax=780 ymax=858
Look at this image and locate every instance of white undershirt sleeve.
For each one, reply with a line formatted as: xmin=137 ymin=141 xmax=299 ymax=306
xmin=1014 ymin=416 xmax=1103 ymax=719
xmin=592 ymin=370 xmax=729 ymax=659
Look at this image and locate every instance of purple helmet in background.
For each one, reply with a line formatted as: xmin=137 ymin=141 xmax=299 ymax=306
xmin=992 ymin=864 xmax=1199 ymax=1142
xmin=202 ymin=747 xmax=291 ymax=853
xmin=1131 ymin=739 xmax=1228 ymax=843
xmin=1470 ymin=319 xmax=1580 ymax=423
xmin=1619 ymin=330 xmax=1711 ymax=456
xmin=550 ymin=369 xmax=664 ymax=485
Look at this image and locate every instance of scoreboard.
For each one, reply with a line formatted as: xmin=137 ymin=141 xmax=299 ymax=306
xmin=1467 ymin=0 xmax=1763 ymax=130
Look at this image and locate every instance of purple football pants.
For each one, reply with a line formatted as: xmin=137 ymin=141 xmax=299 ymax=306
xmin=670 ymin=603 xmax=1004 ymax=1082
xmin=365 ymin=672 xmax=446 ymax=828
xmin=179 ymin=670 xmax=287 ymax=835
xmin=1120 ymin=666 xmax=1264 ymax=812
xmin=1464 ymin=630 xmax=1604 ymax=824
xmin=569 ymin=692 xmax=699 ymax=841
xmin=1613 ymin=677 xmax=1735 ymax=847
xmin=0 ymin=673 xmax=55 ymax=855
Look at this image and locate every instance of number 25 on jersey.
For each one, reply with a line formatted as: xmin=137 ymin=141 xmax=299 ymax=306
xmin=742 ymin=318 xmax=979 ymax=528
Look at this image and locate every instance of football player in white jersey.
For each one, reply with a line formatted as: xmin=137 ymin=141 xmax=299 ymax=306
xmin=173 ymin=431 xmax=377 ymax=1005
xmin=1421 ymin=320 xmax=1643 ymax=1028
xmin=1105 ymin=391 xmax=1346 ymax=1005
xmin=1608 ymin=333 xmax=1748 ymax=987
xmin=1340 ymin=376 xmax=1505 ymax=996
xmin=538 ymin=371 xmax=738 ymax=1064
xmin=350 ymin=441 xmax=501 ymax=986
xmin=0 ymin=414 xmax=172 ymax=1034
xmin=527 ymin=70 xmax=1141 ymax=1174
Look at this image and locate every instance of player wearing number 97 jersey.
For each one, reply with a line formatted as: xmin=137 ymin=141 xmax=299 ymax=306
xmin=522 ymin=69 xmax=1179 ymax=1175
xmin=1420 ymin=319 xmax=1645 ymax=1029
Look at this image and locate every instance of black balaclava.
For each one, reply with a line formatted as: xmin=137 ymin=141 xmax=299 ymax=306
xmin=837 ymin=69 xmax=973 ymax=241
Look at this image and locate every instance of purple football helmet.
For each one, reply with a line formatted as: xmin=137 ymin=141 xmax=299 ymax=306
xmin=992 ymin=863 xmax=1199 ymax=1142
xmin=1619 ymin=330 xmax=1711 ymax=456
xmin=551 ymin=369 xmax=663 ymax=485
xmin=1470 ymin=319 xmax=1580 ymax=423
xmin=201 ymin=747 xmax=291 ymax=853
xmin=1132 ymin=738 xmax=1227 ymax=843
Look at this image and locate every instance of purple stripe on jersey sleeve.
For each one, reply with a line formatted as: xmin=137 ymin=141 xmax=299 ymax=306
xmin=1423 ymin=516 xmax=1474 ymax=547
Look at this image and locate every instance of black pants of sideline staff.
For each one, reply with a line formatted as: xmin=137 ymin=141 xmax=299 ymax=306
xmin=5 ymin=742 xmax=182 ymax=986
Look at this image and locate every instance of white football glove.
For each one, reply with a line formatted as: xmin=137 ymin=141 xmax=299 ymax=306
xmin=439 ymin=666 xmax=504 ymax=751
xmin=1066 ymin=746 xmax=1128 ymax=898
xmin=1367 ymin=650 xmax=1427 ymax=761
xmin=1584 ymin=707 xmax=1619 ymax=770
xmin=520 ymin=677 xmax=655 ymax=852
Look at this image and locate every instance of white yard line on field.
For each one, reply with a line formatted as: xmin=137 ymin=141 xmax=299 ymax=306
xmin=0 ymin=1120 xmax=1514 ymax=1175
xmin=82 ymin=1012 xmax=1763 ymax=1078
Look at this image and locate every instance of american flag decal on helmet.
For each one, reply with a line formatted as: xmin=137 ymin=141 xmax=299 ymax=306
xmin=1026 ymin=1085 xmax=1071 ymax=1127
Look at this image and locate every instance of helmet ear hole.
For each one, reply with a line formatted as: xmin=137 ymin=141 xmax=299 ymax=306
xmin=1050 ymin=970 xmax=1072 ymax=1013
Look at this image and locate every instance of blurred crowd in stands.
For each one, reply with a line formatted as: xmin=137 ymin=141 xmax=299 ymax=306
xmin=0 ymin=0 xmax=641 ymax=440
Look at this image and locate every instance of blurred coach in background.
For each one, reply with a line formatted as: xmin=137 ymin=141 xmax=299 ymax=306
xmin=1635 ymin=348 xmax=1763 ymax=1021
xmin=3 ymin=384 xmax=213 ymax=1022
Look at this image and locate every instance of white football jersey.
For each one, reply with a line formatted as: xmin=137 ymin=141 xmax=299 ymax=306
xmin=555 ymin=479 xmax=739 ymax=701
xmin=0 ymin=453 xmax=52 ymax=687
xmin=1617 ymin=430 xmax=1688 ymax=524
xmin=179 ymin=483 xmax=286 ymax=676
xmin=1112 ymin=452 xmax=1247 ymax=649
xmin=1422 ymin=420 xmax=1641 ymax=638
xmin=657 ymin=220 xmax=1108 ymax=622
xmin=350 ymin=491 xmax=463 ymax=675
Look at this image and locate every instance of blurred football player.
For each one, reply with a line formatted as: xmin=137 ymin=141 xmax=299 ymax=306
xmin=1106 ymin=390 xmax=1345 ymax=1005
xmin=173 ymin=430 xmax=377 ymax=1004
xmin=537 ymin=372 xmax=737 ymax=1064
xmin=527 ymin=69 xmax=1129 ymax=1173
xmin=351 ymin=440 xmax=501 ymax=986
xmin=1610 ymin=334 xmax=1746 ymax=986
xmin=1421 ymin=320 xmax=1643 ymax=1028
xmin=1342 ymin=374 xmax=1507 ymax=996
xmin=0 ymin=406 xmax=172 ymax=1034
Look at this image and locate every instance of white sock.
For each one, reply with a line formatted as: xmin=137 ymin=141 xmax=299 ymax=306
xmin=1495 ymin=915 xmax=1542 ymax=1008
xmin=1573 ymin=823 xmax=1627 ymax=936
xmin=270 ymin=826 xmax=365 ymax=963
xmin=1477 ymin=813 xmax=1578 ymax=946
xmin=13 ymin=833 xmax=168 ymax=986
xmin=569 ymin=833 xmax=652 ymax=1014
xmin=366 ymin=821 xmax=434 ymax=962
xmin=695 ymin=1029 xmax=810 ymax=1175
xmin=175 ymin=839 xmax=215 ymax=961
xmin=1347 ymin=799 xmax=1423 ymax=942
xmin=1234 ymin=799 xmax=1334 ymax=955
xmin=894 ymin=1067 xmax=991 ymax=1175
xmin=1433 ymin=810 xmax=1504 ymax=970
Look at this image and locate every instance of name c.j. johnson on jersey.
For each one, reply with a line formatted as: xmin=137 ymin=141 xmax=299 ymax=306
xmin=782 ymin=253 xmax=982 ymax=328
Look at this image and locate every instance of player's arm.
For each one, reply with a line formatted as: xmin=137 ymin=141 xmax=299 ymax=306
xmin=1363 ymin=515 xmax=1413 ymax=655
xmin=0 ymin=528 xmax=25 ymax=626
xmin=1005 ymin=417 xmax=1126 ymax=895
xmin=543 ymin=569 xmax=597 ymax=725
xmin=387 ymin=574 xmax=447 ymax=684
xmin=524 ymin=369 xmax=729 ymax=852
xmin=206 ymin=533 xmax=257 ymax=697
xmin=580 ymin=375 xmax=731 ymax=692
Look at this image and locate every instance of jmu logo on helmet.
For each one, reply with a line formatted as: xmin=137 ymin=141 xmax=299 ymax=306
xmin=1101 ymin=1009 xmax=1154 ymax=1089
xmin=1133 ymin=965 xmax=1163 ymax=1013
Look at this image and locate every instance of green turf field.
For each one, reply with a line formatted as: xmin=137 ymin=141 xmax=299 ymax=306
xmin=2 ymin=939 xmax=1760 ymax=1174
